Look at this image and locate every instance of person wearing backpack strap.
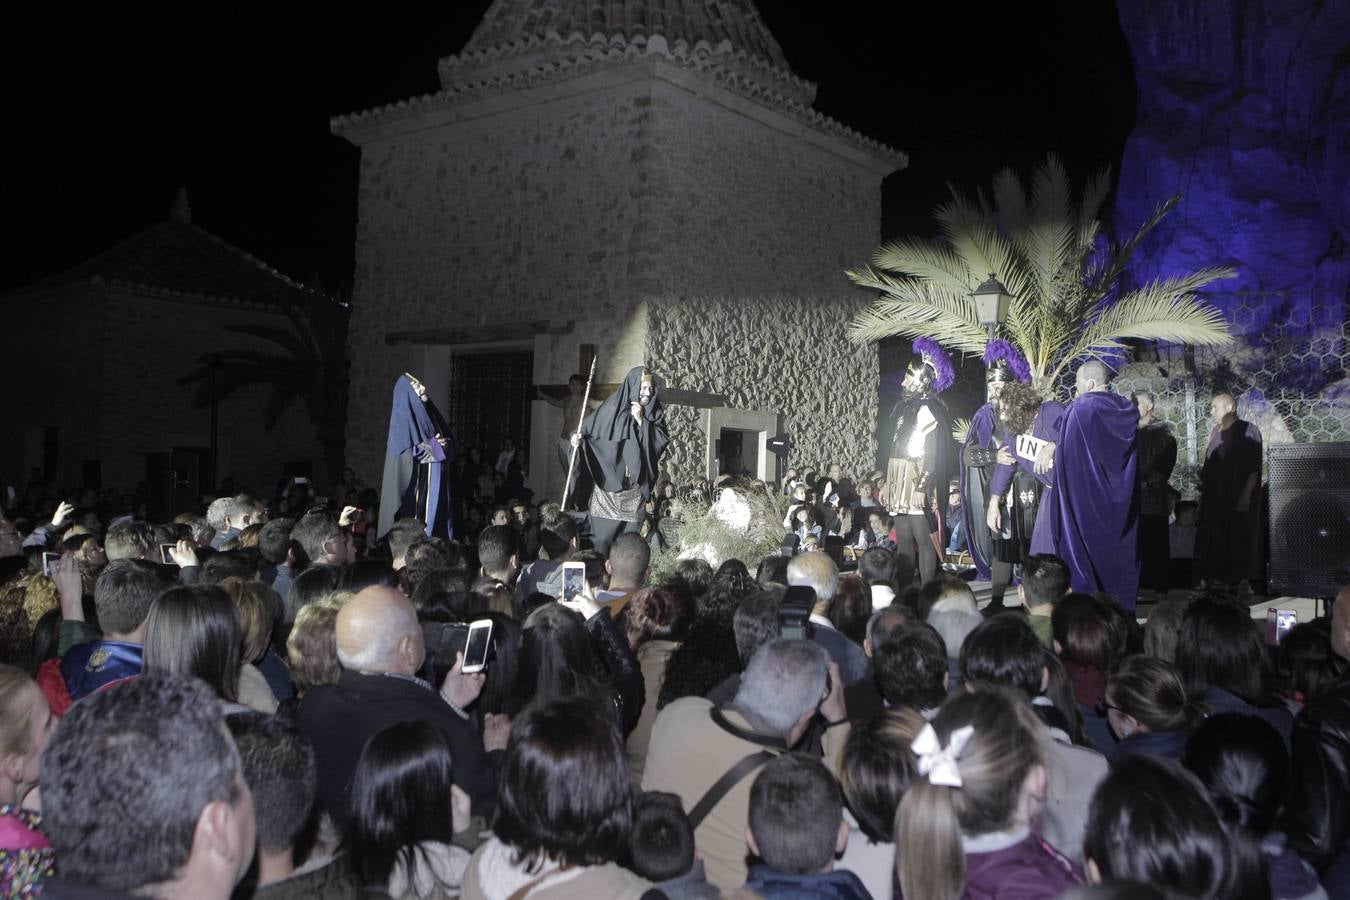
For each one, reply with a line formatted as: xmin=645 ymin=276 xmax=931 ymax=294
xmin=641 ymin=639 xmax=848 ymax=890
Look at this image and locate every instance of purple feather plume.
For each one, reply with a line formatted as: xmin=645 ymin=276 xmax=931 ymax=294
xmin=982 ymin=339 xmax=1032 ymax=383
xmin=912 ymin=336 xmax=956 ymax=392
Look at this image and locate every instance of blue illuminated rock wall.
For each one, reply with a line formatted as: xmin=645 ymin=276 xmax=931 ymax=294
xmin=1113 ymin=0 xmax=1350 ymax=312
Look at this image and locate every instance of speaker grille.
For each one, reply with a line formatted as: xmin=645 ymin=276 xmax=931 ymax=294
xmin=1268 ymin=443 xmax=1350 ymax=598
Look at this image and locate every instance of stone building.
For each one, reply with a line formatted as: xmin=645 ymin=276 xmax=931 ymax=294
xmin=334 ymin=0 xmax=904 ymax=499
xmin=0 ymin=193 xmax=337 ymax=516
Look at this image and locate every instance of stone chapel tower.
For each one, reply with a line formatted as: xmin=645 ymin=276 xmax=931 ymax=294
xmin=334 ymin=0 xmax=904 ymax=498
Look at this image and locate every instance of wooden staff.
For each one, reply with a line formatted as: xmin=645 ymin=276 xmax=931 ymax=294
xmin=561 ymin=356 xmax=598 ymax=509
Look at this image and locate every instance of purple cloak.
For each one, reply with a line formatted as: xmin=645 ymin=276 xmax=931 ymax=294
xmin=1045 ymin=391 xmax=1141 ymax=609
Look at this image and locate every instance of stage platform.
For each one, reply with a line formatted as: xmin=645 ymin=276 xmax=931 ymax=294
xmin=965 ymin=579 xmax=1328 ymax=626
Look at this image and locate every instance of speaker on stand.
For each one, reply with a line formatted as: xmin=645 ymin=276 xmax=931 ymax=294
xmin=1267 ymin=442 xmax=1350 ymax=616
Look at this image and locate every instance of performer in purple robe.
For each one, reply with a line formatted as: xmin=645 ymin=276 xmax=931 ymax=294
xmin=1033 ymin=361 xmax=1141 ymax=609
xmin=986 ymin=381 xmax=1058 ymax=571
xmin=960 ymin=340 xmax=1032 ymax=607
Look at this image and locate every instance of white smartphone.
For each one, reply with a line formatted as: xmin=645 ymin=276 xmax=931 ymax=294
xmin=562 ymin=561 xmax=587 ymax=602
xmin=461 ymin=619 xmax=493 ymax=674
xmin=42 ymin=552 xmax=60 ymax=577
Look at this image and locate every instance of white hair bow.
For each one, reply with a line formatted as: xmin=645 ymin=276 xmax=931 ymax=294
xmin=913 ymin=723 xmax=975 ymax=788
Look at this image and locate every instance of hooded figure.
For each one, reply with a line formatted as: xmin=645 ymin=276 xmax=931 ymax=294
xmin=563 ymin=366 xmax=669 ymax=554
xmin=377 ymin=373 xmax=455 ymax=541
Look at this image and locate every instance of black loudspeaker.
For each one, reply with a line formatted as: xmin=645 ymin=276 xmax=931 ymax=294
xmin=1267 ymin=442 xmax=1350 ymax=599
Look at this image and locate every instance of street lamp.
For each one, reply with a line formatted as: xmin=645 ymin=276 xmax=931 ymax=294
xmin=971 ymin=273 xmax=1013 ymax=342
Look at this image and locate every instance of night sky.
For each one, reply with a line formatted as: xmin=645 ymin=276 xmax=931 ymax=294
xmin=0 ymin=2 xmax=1134 ymax=296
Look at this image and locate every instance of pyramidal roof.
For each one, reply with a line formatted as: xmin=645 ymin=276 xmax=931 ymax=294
xmin=462 ymin=0 xmax=794 ymax=72
xmin=3 ymin=193 xmax=343 ymax=312
xmin=332 ymin=0 xmax=904 ymax=172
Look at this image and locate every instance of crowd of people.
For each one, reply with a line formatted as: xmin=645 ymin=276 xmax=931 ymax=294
xmin=0 ymin=449 xmax=1347 ymax=900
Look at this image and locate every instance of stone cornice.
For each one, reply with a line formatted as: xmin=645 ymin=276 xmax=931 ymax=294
xmin=332 ymin=36 xmax=905 ymax=176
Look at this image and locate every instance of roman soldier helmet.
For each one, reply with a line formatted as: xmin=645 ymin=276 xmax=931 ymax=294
xmin=911 ymin=337 xmax=956 ymax=393
xmin=982 ymin=339 xmax=1032 ymax=384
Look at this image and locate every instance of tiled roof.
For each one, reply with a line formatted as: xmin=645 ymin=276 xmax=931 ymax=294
xmin=462 ymin=0 xmax=794 ymax=71
xmin=5 ymin=217 xmax=342 ymax=312
xmin=332 ymin=1 xmax=905 ymax=171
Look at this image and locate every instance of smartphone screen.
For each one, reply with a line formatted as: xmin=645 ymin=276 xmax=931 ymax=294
xmin=160 ymin=544 xmax=176 ymax=565
xmin=1276 ymin=610 xmax=1297 ymax=644
xmin=1264 ymin=608 xmax=1279 ymax=646
xmin=562 ymin=562 xmax=586 ymax=601
xmin=462 ymin=619 xmax=493 ymax=673
xmin=42 ymin=552 xmax=60 ymax=577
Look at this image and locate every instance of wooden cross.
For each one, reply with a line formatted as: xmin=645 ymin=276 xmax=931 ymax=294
xmin=534 ymin=344 xmax=729 ymax=409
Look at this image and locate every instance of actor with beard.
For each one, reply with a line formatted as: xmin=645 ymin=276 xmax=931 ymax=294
xmin=883 ymin=338 xmax=956 ymax=586
xmin=961 ymin=340 xmax=1032 ymax=609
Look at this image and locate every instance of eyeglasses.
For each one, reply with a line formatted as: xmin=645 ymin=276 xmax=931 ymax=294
xmin=1093 ymin=700 xmax=1123 ymax=717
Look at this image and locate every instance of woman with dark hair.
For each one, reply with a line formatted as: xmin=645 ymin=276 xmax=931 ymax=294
xmin=1054 ymin=592 xmax=1129 ymax=758
xmin=837 ymin=707 xmax=922 ymax=900
xmin=828 ymin=574 xmax=872 ymax=647
xmin=1277 ymin=622 xmax=1346 ymax=714
xmin=623 ymin=586 xmax=695 ymax=786
xmin=346 ymin=720 xmax=470 ymax=899
xmin=656 ymin=587 xmax=741 ymax=712
xmin=1175 ymin=595 xmax=1294 ymax=747
xmin=337 ymin=557 xmax=399 ymax=594
xmin=1084 ymin=755 xmax=1270 ymax=900
xmin=475 ymin=611 xmax=522 ymax=721
xmin=1105 ymin=655 xmax=1206 ymax=762
xmin=143 ymin=584 xmax=248 ymax=712
xmin=513 ymin=601 xmax=642 ymax=735
xmin=461 ymin=698 xmax=651 ymax=898
xmin=1182 ymin=713 xmax=1324 ymax=900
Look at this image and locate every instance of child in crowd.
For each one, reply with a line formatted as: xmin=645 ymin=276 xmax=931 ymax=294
xmin=744 ymin=754 xmax=870 ymax=900
xmin=625 ymin=792 xmax=718 ymax=900
xmin=0 ymin=664 xmax=55 ymax=896
xmin=895 ymin=688 xmax=1082 ymax=900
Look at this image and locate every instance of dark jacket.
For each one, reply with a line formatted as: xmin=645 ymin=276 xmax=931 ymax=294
xmin=963 ymin=833 xmax=1083 ymax=899
xmin=1114 ymin=728 xmax=1188 ymax=763
xmin=744 ymin=865 xmax=872 ymax=900
xmin=585 ymin=609 xmax=645 ymax=736
xmin=34 ymin=880 xmax=140 ymax=900
xmin=297 ymin=669 xmax=502 ymax=829
xmin=1286 ymin=677 xmax=1350 ymax=875
xmin=249 ymin=854 xmax=364 ymax=900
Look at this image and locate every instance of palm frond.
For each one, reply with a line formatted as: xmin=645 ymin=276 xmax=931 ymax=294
xmin=846 ymin=276 xmax=988 ymax=353
xmin=1076 ymin=167 xmax=1113 ymax=249
xmin=1088 ymin=195 xmax=1180 ymax=296
xmin=263 ymin=386 xmax=303 ymax=430
xmin=224 ymin=322 xmax=314 ymax=362
xmin=1046 ymin=269 xmax=1236 ymax=384
xmin=991 ymin=167 xmax=1028 ymax=236
xmin=1028 ymin=156 xmax=1073 ymax=230
xmin=951 ymin=417 xmax=972 ymax=444
xmin=872 ymin=240 xmax=972 ymax=293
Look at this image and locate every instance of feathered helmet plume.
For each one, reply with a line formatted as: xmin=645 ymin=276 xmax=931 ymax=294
xmin=982 ymin=339 xmax=1032 ymax=384
xmin=911 ymin=337 xmax=956 ymax=393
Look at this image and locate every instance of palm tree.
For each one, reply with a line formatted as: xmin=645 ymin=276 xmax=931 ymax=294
xmin=179 ymin=292 xmax=349 ymax=485
xmin=847 ymin=156 xmax=1234 ymax=393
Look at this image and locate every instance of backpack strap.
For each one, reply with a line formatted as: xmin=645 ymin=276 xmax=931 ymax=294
xmin=686 ymin=749 xmax=775 ymax=830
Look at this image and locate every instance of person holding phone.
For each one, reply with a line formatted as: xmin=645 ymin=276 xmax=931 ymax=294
xmin=297 ymin=586 xmax=509 ymax=829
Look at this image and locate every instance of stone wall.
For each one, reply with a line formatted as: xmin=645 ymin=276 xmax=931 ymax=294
xmin=342 ymin=63 xmax=892 ymax=493
xmin=648 ymin=294 xmax=878 ymax=482
xmin=0 ymin=286 xmax=327 ymax=497
xmin=343 ymin=80 xmax=655 ymax=485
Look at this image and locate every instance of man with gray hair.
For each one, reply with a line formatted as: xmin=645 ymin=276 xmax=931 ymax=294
xmin=296 ymin=585 xmax=509 ymax=828
xmin=787 ymin=551 xmax=869 ymax=684
xmin=642 ymin=639 xmax=848 ymax=889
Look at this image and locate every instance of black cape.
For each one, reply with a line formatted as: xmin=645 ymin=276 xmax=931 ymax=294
xmin=562 ymin=366 xmax=670 ymax=506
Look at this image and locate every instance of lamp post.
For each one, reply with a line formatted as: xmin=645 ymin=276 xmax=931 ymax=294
xmin=971 ymin=273 xmax=1013 ymax=342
